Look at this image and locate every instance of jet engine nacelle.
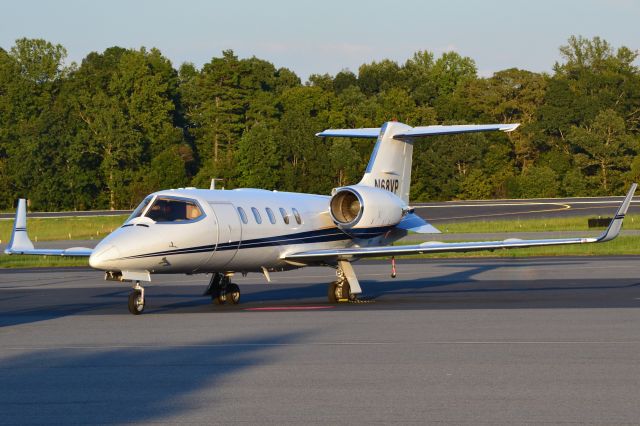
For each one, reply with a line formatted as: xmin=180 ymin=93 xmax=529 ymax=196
xmin=329 ymin=185 xmax=406 ymax=230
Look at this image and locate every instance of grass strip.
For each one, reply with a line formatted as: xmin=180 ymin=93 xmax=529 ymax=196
xmin=3 ymin=213 xmax=638 ymax=243
xmin=3 ymin=235 xmax=640 ymax=268
xmin=0 ymin=215 xmax=128 ymax=244
xmin=0 ymin=255 xmax=89 ymax=268
xmin=392 ymin=235 xmax=640 ymax=258
xmin=2 ymin=214 xmax=640 ymax=268
xmin=437 ymin=214 xmax=640 ymax=233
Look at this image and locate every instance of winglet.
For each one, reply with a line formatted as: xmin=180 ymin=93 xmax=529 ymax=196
xmin=597 ymin=183 xmax=637 ymax=242
xmin=5 ymin=199 xmax=35 ymax=254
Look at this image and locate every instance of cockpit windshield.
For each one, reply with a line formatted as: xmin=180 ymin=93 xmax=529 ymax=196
xmin=145 ymin=198 xmax=203 ymax=223
xmin=126 ymin=195 xmax=153 ymax=223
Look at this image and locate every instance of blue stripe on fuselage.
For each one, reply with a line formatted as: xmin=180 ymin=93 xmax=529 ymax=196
xmin=119 ymin=225 xmax=394 ymax=260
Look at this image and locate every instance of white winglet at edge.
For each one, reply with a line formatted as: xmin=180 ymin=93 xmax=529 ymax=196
xmin=5 ymin=199 xmax=34 ymax=254
xmin=5 ymin=198 xmax=93 ymax=257
xmin=596 ymin=182 xmax=637 ymax=242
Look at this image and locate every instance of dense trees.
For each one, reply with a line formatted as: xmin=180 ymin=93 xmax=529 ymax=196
xmin=0 ymin=36 xmax=638 ymax=210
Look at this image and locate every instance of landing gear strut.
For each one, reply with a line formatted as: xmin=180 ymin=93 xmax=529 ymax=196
xmin=204 ymin=273 xmax=241 ymax=305
xmin=128 ymin=281 xmax=145 ymax=315
xmin=328 ymin=260 xmax=362 ymax=304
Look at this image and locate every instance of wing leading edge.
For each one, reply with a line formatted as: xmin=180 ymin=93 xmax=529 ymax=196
xmin=284 ymin=184 xmax=637 ymax=262
xmin=4 ymin=199 xmax=93 ymax=257
xmin=394 ymin=123 xmax=519 ymax=139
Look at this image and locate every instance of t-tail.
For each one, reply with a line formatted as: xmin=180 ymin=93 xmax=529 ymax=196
xmin=317 ymin=121 xmax=520 ymax=203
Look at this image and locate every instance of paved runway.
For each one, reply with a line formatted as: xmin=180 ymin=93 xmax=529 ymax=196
xmin=415 ymin=196 xmax=640 ymax=223
xmin=1 ymin=258 xmax=639 ymax=424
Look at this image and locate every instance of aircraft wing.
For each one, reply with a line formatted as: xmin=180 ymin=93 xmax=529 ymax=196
xmin=4 ymin=199 xmax=93 ymax=257
xmin=285 ymin=184 xmax=636 ymax=262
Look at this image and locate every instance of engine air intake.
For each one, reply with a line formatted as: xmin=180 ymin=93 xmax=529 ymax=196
xmin=330 ymin=189 xmax=362 ymax=225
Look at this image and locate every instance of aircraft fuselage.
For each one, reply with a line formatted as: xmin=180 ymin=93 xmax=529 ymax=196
xmin=88 ymin=188 xmax=400 ymax=275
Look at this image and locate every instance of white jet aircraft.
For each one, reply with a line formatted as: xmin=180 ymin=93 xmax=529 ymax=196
xmin=5 ymin=121 xmax=637 ymax=314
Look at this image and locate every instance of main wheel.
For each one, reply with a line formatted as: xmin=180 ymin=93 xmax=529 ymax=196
xmin=328 ymin=281 xmax=339 ymax=303
xmin=128 ymin=290 xmax=145 ymax=315
xmin=212 ymin=289 xmax=225 ymax=305
xmin=328 ymin=281 xmax=350 ymax=303
xmin=227 ymin=283 xmax=240 ymax=305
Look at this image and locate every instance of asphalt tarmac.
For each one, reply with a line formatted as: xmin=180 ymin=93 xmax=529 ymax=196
xmin=415 ymin=196 xmax=640 ymax=223
xmin=1 ymin=258 xmax=639 ymax=424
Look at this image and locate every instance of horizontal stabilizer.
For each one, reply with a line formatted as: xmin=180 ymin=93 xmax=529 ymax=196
xmin=315 ymin=123 xmax=520 ymax=140
xmin=393 ymin=123 xmax=520 ymax=139
xmin=316 ymin=128 xmax=380 ymax=138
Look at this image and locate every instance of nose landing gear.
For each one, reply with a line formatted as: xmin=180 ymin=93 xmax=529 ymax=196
xmin=128 ymin=281 xmax=145 ymax=315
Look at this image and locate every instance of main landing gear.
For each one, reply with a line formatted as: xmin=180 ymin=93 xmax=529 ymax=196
xmin=128 ymin=281 xmax=145 ymax=315
xmin=203 ymin=272 xmax=240 ymax=305
xmin=328 ymin=260 xmax=365 ymax=304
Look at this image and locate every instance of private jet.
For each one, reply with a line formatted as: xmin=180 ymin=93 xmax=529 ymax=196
xmin=5 ymin=121 xmax=636 ymax=314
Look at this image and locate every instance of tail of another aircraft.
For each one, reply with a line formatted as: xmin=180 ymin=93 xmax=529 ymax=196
xmin=317 ymin=121 xmax=520 ymax=203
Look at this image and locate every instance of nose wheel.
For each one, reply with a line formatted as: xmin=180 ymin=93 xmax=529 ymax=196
xmin=128 ymin=281 xmax=145 ymax=315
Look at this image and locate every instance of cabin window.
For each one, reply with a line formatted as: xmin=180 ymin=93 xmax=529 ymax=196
xmin=146 ymin=198 xmax=203 ymax=223
xmin=292 ymin=208 xmax=302 ymax=225
xmin=251 ymin=207 xmax=262 ymax=224
xmin=127 ymin=195 xmax=153 ymax=222
xmin=279 ymin=208 xmax=290 ymax=225
xmin=265 ymin=207 xmax=276 ymax=224
xmin=237 ymin=207 xmax=248 ymax=224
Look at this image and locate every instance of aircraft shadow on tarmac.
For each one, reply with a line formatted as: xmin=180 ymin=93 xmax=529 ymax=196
xmin=0 ymin=331 xmax=311 ymax=424
xmin=238 ymin=260 xmax=640 ymax=310
xmin=3 ymin=259 xmax=640 ymax=327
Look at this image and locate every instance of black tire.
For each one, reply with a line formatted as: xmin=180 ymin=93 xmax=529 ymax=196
xmin=128 ymin=290 xmax=144 ymax=315
xmin=328 ymin=281 xmax=338 ymax=303
xmin=328 ymin=281 xmax=350 ymax=303
xmin=227 ymin=283 xmax=240 ymax=305
xmin=212 ymin=289 xmax=225 ymax=305
xmin=342 ymin=282 xmax=351 ymax=302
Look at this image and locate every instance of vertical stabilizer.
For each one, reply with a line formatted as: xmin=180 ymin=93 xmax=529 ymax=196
xmin=359 ymin=121 xmax=414 ymax=203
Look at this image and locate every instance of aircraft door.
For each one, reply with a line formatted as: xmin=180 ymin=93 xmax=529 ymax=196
xmin=202 ymin=203 xmax=242 ymax=270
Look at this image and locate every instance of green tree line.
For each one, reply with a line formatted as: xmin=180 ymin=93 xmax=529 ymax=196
xmin=0 ymin=36 xmax=638 ymax=210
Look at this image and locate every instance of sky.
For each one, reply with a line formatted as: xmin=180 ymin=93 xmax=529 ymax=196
xmin=1 ymin=0 xmax=639 ymax=80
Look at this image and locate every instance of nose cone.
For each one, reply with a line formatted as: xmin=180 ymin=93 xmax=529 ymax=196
xmin=89 ymin=243 xmax=121 ymax=270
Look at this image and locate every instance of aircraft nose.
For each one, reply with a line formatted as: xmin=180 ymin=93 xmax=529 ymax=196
xmin=89 ymin=243 xmax=121 ymax=270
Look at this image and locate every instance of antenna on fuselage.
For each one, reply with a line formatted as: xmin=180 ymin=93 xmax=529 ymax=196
xmin=210 ymin=178 xmax=224 ymax=190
